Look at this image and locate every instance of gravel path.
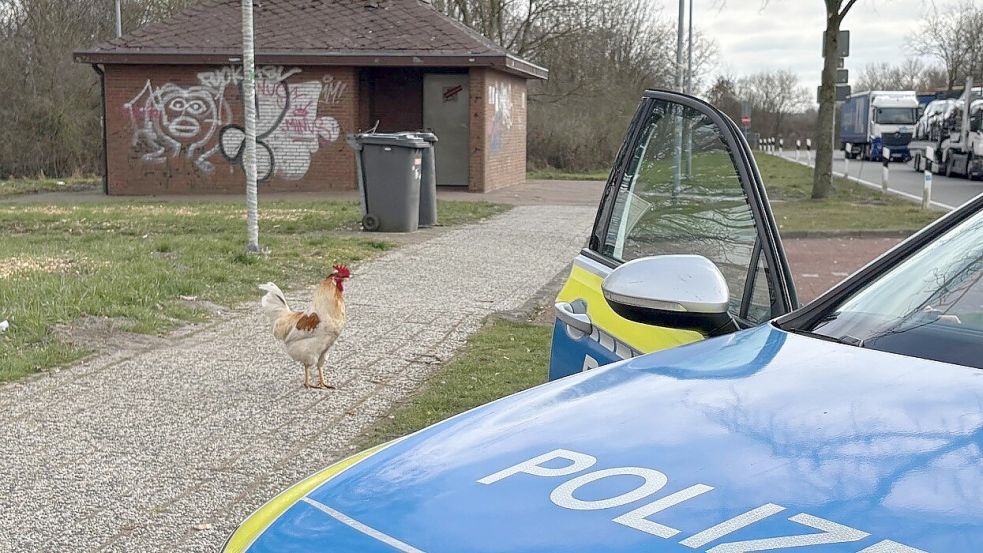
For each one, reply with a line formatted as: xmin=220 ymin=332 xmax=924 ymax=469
xmin=0 ymin=205 xmax=594 ymax=552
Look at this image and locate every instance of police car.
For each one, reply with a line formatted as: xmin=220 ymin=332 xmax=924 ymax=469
xmin=223 ymin=91 xmax=983 ymax=552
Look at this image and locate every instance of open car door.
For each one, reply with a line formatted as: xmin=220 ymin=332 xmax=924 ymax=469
xmin=549 ymin=90 xmax=798 ymax=380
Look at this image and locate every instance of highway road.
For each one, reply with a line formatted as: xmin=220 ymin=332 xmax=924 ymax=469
xmin=771 ymin=150 xmax=983 ymax=210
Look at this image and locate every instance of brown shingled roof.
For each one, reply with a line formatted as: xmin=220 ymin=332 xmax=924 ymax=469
xmin=74 ymin=0 xmax=547 ymax=79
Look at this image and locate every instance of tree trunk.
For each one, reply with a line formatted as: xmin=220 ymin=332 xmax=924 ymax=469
xmin=812 ymin=10 xmax=841 ymax=199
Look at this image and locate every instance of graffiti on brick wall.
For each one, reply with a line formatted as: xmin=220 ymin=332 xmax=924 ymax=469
xmin=123 ymin=66 xmax=346 ymax=181
xmin=488 ymin=81 xmax=514 ymax=155
xmin=217 ymin=70 xmax=344 ymax=181
xmin=124 ymin=80 xmax=231 ymax=174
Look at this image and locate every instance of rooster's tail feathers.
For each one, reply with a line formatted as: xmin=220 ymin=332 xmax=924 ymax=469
xmin=258 ymin=282 xmax=290 ymax=318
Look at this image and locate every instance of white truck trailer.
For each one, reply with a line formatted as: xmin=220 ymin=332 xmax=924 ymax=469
xmin=911 ymin=79 xmax=983 ymax=180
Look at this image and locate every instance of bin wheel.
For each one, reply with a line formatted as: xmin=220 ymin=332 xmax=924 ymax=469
xmin=362 ymin=213 xmax=381 ymax=231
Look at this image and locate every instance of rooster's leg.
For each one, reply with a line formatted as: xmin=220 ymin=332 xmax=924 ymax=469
xmin=303 ymin=364 xmax=313 ymax=388
xmin=316 ymin=356 xmax=335 ymax=390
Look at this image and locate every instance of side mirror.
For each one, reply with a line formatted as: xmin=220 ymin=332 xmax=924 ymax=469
xmin=602 ymin=255 xmax=738 ymax=337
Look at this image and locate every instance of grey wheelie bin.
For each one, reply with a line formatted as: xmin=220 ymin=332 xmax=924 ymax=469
xmin=348 ymin=133 xmax=430 ymax=232
xmin=414 ymin=132 xmax=438 ymax=228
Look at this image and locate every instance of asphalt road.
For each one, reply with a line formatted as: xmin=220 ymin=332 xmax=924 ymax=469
xmin=773 ymin=150 xmax=983 ymax=210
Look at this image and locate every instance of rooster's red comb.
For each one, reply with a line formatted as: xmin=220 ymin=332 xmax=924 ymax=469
xmin=333 ymin=264 xmax=351 ymax=278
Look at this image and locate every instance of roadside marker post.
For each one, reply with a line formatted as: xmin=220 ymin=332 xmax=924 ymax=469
xmin=881 ymin=147 xmax=890 ymax=192
xmin=923 ymin=146 xmax=934 ymax=209
xmin=923 ymin=170 xmax=933 ymax=209
xmin=795 ymin=139 xmax=801 ymax=160
xmin=779 ymin=138 xmax=784 ymax=155
xmin=844 ymin=143 xmax=851 ymax=175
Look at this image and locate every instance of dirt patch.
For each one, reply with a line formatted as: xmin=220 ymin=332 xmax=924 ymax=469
xmin=0 ymin=256 xmax=88 ymax=279
xmin=52 ymin=316 xmax=169 ymax=355
xmin=177 ymin=296 xmax=228 ymax=317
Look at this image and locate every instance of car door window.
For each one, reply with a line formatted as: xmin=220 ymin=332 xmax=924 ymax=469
xmin=598 ymin=99 xmax=773 ymax=323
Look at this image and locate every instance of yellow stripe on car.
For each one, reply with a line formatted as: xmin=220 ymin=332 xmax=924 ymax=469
xmin=556 ymin=263 xmax=701 ymax=353
xmin=223 ymin=444 xmax=387 ymax=553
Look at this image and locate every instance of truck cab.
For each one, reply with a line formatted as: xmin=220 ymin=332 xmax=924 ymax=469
xmin=841 ymin=90 xmax=919 ymax=161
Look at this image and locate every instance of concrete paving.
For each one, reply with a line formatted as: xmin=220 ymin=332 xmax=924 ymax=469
xmin=0 ymin=204 xmax=595 ymax=552
xmin=784 ymin=236 xmax=905 ymax=303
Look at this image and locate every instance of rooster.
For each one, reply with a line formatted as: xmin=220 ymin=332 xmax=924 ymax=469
xmin=259 ymin=265 xmax=351 ymax=389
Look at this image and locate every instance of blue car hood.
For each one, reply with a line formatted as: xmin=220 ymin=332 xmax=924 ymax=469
xmin=248 ymin=325 xmax=983 ymax=552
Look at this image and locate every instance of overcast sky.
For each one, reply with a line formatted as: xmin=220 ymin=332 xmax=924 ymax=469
xmin=653 ymin=0 xmax=935 ymax=103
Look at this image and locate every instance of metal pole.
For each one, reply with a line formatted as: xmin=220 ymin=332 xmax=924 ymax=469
xmin=686 ymin=0 xmax=693 ymax=95
xmin=675 ymin=0 xmax=684 ymax=92
xmin=114 ymin=0 xmax=122 ymax=37
xmin=241 ymin=0 xmax=260 ymax=252
xmin=684 ymin=0 xmax=693 ymax=178
xmin=672 ymin=0 xmax=684 ymax=199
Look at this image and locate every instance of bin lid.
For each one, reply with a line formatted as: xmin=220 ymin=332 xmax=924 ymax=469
xmin=397 ymin=131 xmax=438 ymax=143
xmin=355 ymin=132 xmax=430 ymax=149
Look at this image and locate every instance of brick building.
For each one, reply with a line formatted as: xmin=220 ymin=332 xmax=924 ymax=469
xmin=74 ymin=0 xmax=546 ymax=195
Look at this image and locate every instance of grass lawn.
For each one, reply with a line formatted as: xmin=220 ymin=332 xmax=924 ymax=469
xmin=357 ymin=317 xmax=551 ymax=450
xmin=0 ymin=199 xmax=508 ymax=382
xmin=527 ymin=168 xmax=609 ymax=181
xmin=756 ymin=154 xmax=942 ymax=233
xmin=0 ymin=177 xmax=100 ymax=198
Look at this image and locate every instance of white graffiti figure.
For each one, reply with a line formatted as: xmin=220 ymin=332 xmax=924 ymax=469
xmin=125 ymin=81 xmax=230 ymax=173
xmin=218 ymin=69 xmax=342 ymax=181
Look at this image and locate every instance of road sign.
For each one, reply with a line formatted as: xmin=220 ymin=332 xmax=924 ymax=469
xmin=836 ymin=84 xmax=851 ymax=101
xmin=817 ymin=84 xmax=851 ymax=103
xmin=822 ymin=30 xmax=850 ymax=58
xmin=836 ymin=69 xmax=849 ymax=84
xmin=741 ymin=115 xmax=751 ymax=126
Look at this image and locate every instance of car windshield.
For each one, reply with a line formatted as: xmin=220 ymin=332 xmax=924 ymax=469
xmin=806 ymin=209 xmax=983 ymax=369
xmin=875 ymin=107 xmax=917 ymax=124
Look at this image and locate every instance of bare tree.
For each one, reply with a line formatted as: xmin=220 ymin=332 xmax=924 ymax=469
xmin=738 ymin=69 xmax=810 ymax=136
xmin=856 ymin=58 xmax=949 ymax=92
xmin=431 ymin=0 xmax=589 ymax=59
xmin=706 ymin=74 xmax=741 ymax=121
xmin=471 ymin=0 xmax=720 ymax=171
xmin=811 ymin=0 xmax=859 ymax=199
xmin=908 ymin=1 xmax=983 ymax=91
xmin=0 ymin=0 xmax=198 ymax=178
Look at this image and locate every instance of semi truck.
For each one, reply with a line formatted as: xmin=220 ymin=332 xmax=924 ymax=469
xmin=911 ymin=79 xmax=983 ymax=180
xmin=840 ymin=90 xmax=920 ymax=162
